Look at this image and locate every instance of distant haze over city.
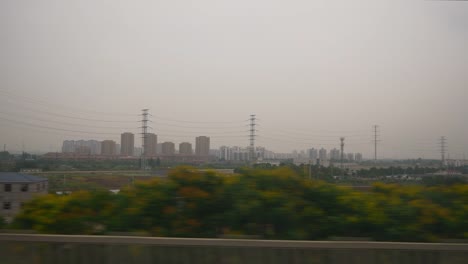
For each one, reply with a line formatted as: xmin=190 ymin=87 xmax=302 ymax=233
xmin=1 ymin=0 xmax=467 ymax=159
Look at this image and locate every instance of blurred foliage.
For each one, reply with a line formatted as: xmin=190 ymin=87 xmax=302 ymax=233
xmin=11 ymin=166 xmax=468 ymax=242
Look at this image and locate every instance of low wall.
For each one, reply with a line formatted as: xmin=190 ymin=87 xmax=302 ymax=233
xmin=0 ymin=234 xmax=466 ymax=264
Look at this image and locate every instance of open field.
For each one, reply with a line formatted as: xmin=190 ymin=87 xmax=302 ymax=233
xmin=32 ymin=171 xmax=165 ymax=192
xmin=32 ymin=168 xmax=236 ymax=192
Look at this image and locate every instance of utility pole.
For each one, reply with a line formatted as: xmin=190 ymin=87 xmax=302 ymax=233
xmin=439 ymin=136 xmax=447 ymax=168
xmin=373 ymin=125 xmax=380 ymax=162
xmin=141 ymin=109 xmax=149 ymax=170
xmin=249 ymin=114 xmax=256 ymax=164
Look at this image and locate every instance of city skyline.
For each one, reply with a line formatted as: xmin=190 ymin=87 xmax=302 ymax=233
xmin=57 ymin=135 xmax=367 ymax=161
xmin=0 ymin=108 xmax=464 ymax=160
xmin=1 ymin=1 xmax=467 ymax=159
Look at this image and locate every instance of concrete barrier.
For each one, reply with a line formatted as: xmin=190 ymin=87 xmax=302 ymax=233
xmin=0 ymin=234 xmax=467 ymax=264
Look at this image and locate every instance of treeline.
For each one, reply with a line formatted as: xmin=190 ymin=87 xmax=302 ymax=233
xmin=12 ymin=167 xmax=468 ymax=242
xmin=254 ymin=163 xmax=442 ymax=177
xmin=355 ymin=166 xmax=439 ymax=177
xmin=253 ymin=163 xmax=456 ymax=184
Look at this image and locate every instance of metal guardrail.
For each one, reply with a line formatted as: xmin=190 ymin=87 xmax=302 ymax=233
xmin=0 ymin=234 xmax=467 ymax=264
xmin=0 ymin=233 xmax=467 ymax=250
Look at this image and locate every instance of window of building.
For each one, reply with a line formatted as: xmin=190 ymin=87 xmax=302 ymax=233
xmin=21 ymin=184 xmax=28 ymax=192
xmin=3 ymin=202 xmax=11 ymax=210
xmin=36 ymin=183 xmax=40 ymax=191
xmin=4 ymin=184 xmax=12 ymax=192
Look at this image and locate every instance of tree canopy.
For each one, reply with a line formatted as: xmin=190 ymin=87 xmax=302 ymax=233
xmin=12 ymin=166 xmax=468 ymax=242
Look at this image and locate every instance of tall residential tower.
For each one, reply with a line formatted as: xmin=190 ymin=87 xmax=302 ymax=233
xmin=101 ymin=140 xmax=116 ymax=156
xmin=120 ymin=132 xmax=135 ymax=156
xmin=145 ymin=133 xmax=157 ymax=156
xmin=195 ymin=136 xmax=210 ymax=156
xmin=179 ymin=142 xmax=193 ymax=155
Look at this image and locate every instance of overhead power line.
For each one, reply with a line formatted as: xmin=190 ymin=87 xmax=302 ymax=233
xmin=256 ymin=135 xmax=370 ymax=147
xmin=157 ymin=134 xmax=247 ymax=139
xmin=0 ymin=111 xmax=136 ymax=130
xmin=0 ymin=99 xmax=138 ymax=123
xmin=261 ymin=131 xmax=370 ymax=142
xmin=150 ymin=114 xmax=246 ymax=124
xmin=0 ymin=92 xmax=247 ymax=125
xmin=152 ymin=121 xmax=247 ymax=129
xmin=0 ymin=116 xmax=129 ymax=135
xmin=260 ymin=125 xmax=371 ymax=135
xmin=0 ymin=89 xmax=138 ymax=117
xmin=0 ymin=122 xmax=119 ymax=141
xmin=155 ymin=130 xmax=248 ymax=135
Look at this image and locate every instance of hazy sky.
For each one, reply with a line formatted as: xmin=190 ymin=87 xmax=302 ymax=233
xmin=1 ymin=0 xmax=467 ymax=159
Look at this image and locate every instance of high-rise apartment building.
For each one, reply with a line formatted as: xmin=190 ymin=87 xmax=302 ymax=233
xmin=195 ymin=136 xmax=210 ymax=156
xmin=218 ymin=146 xmax=272 ymax=161
xmin=179 ymin=142 xmax=193 ymax=155
xmin=101 ymin=140 xmax=116 ymax=156
xmin=347 ymin=153 xmax=355 ymax=161
xmin=89 ymin=140 xmax=101 ymax=155
xmin=308 ymin=148 xmax=318 ymax=160
xmin=145 ymin=133 xmax=157 ymax=156
xmin=255 ymin=146 xmax=266 ymax=160
xmin=231 ymin=146 xmax=250 ymax=161
xmin=330 ymin=148 xmax=340 ymax=161
xmin=355 ymin=153 xmax=363 ymax=162
xmin=62 ymin=140 xmax=101 ymax=154
xmin=161 ymin=142 xmax=175 ymax=155
xmin=115 ymin=144 xmax=121 ymax=155
xmin=120 ymin=132 xmax=134 ymax=156
xmin=62 ymin=140 xmax=75 ymax=153
xmin=133 ymin=147 xmax=142 ymax=157
xmin=219 ymin=146 xmax=232 ymax=161
xmin=156 ymin=143 xmax=163 ymax=154
xmin=75 ymin=146 xmax=91 ymax=155
xmin=319 ymin=148 xmax=327 ymax=160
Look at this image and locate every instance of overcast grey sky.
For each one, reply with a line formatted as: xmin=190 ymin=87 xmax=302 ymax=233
xmin=0 ymin=0 xmax=467 ymax=159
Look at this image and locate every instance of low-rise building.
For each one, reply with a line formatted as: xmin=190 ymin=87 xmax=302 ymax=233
xmin=0 ymin=172 xmax=48 ymax=222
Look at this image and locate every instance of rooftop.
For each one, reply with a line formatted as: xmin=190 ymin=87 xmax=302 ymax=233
xmin=0 ymin=172 xmax=47 ymax=183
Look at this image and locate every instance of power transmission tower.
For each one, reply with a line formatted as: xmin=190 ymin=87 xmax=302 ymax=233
xmin=373 ymin=125 xmax=380 ymax=161
xmin=340 ymin=137 xmax=345 ymax=173
xmin=439 ymin=136 xmax=447 ymax=168
xmin=249 ymin=114 xmax=256 ymax=164
xmin=141 ymin=109 xmax=149 ymax=170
